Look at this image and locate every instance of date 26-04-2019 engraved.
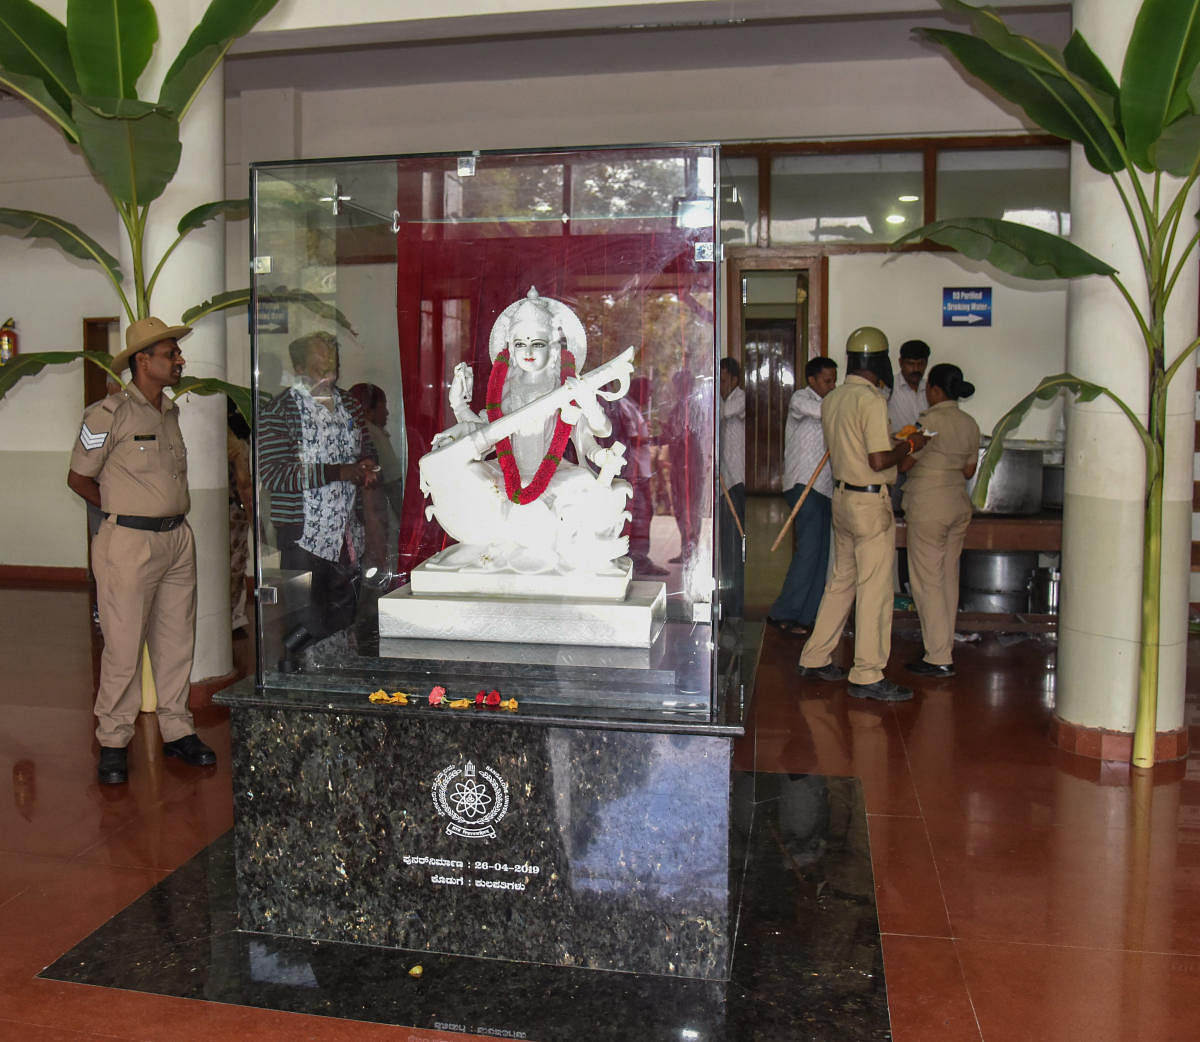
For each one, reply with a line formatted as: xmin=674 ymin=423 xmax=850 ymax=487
xmin=432 ymin=760 xmax=510 ymax=839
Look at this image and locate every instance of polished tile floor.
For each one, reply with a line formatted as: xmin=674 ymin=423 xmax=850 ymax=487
xmin=3 ymin=497 xmax=1200 ymax=1039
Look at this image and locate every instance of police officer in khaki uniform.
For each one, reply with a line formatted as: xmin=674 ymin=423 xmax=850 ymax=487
xmin=796 ymin=366 xmax=928 ymax=701
xmin=68 ymin=317 xmax=216 ymax=784
xmin=898 ymin=363 xmax=981 ymax=678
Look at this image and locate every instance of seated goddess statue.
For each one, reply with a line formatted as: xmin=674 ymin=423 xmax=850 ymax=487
xmin=417 ymin=287 xmax=635 ymax=584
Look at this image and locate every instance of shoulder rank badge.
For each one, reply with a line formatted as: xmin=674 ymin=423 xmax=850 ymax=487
xmin=79 ymin=423 xmax=109 ymax=450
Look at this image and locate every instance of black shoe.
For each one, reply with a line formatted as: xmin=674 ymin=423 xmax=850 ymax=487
xmin=163 ymin=734 xmax=217 ymax=767
xmin=848 ymin=677 xmax=913 ymax=701
xmin=768 ymin=616 xmax=810 ymax=636
xmin=796 ymin=662 xmax=848 ymax=681
xmin=98 ymin=746 xmax=128 ymax=785
xmin=906 ymin=660 xmax=955 ymax=678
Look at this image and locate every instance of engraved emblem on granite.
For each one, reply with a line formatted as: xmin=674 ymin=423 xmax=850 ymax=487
xmin=432 ymin=760 xmax=510 ymax=839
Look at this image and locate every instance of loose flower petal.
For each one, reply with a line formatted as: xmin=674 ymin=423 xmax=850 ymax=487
xmin=448 ymin=698 xmax=471 ymax=709
xmin=500 ymin=698 xmax=518 ymax=712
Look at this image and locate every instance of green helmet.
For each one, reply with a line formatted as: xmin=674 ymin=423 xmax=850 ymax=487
xmin=845 ymin=326 xmax=893 ymax=389
xmin=845 ymin=326 xmax=888 ymax=353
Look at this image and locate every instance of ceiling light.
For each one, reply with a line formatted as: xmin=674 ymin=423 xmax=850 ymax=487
xmin=898 ymin=194 xmax=919 ymax=202
xmin=885 ymin=213 xmax=906 ymax=224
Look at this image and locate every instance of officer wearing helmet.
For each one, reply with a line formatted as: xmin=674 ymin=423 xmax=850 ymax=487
xmin=795 ymin=327 xmax=928 ymax=701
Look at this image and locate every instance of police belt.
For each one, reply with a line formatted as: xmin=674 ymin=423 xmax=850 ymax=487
xmin=104 ymin=512 xmax=186 ymax=532
xmin=835 ymin=481 xmax=886 ymax=494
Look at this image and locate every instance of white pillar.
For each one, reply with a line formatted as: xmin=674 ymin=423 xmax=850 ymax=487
xmin=1058 ymin=0 xmax=1197 ymax=739
xmin=128 ymin=0 xmax=233 ymax=683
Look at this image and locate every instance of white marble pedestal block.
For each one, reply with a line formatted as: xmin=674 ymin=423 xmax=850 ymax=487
xmin=378 ymin=580 xmax=667 ymax=648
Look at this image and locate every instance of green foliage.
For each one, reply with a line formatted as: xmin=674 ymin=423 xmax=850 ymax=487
xmin=0 ymin=0 xmax=280 ymax=406
xmin=66 ymin=0 xmax=157 ymax=100
xmin=917 ymin=0 xmax=1200 ymax=765
xmin=894 ymin=218 xmax=1116 ymax=280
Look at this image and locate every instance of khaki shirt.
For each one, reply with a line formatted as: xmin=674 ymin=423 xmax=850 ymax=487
xmin=69 ymin=383 xmax=190 ymax=517
xmin=904 ymin=400 xmax=981 ymax=497
xmin=822 ymin=374 xmax=895 ymax=487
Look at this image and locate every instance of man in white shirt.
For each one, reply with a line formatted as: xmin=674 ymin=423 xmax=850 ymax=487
xmin=887 ymin=339 xmax=930 ymax=434
xmin=887 ymin=339 xmax=931 ymax=526
xmin=719 ymin=357 xmax=746 ymax=619
xmin=768 ymin=357 xmax=837 ymax=633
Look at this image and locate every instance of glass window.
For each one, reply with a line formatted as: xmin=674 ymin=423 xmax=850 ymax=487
xmin=719 ymin=156 xmax=758 ymax=246
xmin=937 ymin=147 xmax=1070 ymax=235
xmin=769 ymin=152 xmax=923 ymax=244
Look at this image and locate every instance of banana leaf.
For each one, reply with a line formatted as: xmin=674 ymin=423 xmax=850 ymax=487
xmin=176 ymin=198 xmax=248 ymax=235
xmin=172 ymin=375 xmax=261 ymax=429
xmin=1120 ymin=0 xmax=1200 ymax=169
xmin=917 ymin=28 xmax=1124 ymax=173
xmin=0 ymin=0 xmax=77 ymax=115
xmin=1149 ymin=113 xmax=1200 ymax=177
xmin=1063 ymin=31 xmax=1119 ymax=100
xmin=0 ymin=349 xmax=84 ymax=399
xmin=972 ymin=374 xmax=1122 ymax=509
xmin=66 ymin=0 xmax=156 ymax=100
xmin=158 ymin=0 xmax=280 ymax=118
xmin=182 ymin=287 xmax=358 ymax=336
xmin=71 ymin=95 xmax=181 ymax=207
xmin=0 ymin=207 xmax=124 ymax=279
xmin=0 ymin=66 xmax=77 ymax=139
xmin=893 ymin=218 xmax=1117 ymax=280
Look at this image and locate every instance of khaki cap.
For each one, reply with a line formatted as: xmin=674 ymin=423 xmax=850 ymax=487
xmin=112 ymin=316 xmax=192 ymax=373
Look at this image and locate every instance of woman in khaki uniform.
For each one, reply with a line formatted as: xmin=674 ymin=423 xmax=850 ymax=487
xmin=898 ymin=363 xmax=980 ymax=678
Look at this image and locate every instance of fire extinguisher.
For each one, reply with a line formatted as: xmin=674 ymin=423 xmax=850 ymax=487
xmin=0 ymin=319 xmax=15 ymax=366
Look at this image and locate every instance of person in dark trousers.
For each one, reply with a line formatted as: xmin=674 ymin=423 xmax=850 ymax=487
xmin=768 ymin=356 xmax=837 ymax=635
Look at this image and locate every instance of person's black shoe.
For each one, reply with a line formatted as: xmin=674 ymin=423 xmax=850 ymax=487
xmin=906 ymin=660 xmax=955 ymax=678
xmin=98 ymin=746 xmax=128 ymax=785
xmin=848 ymin=677 xmax=913 ymax=701
xmin=163 ymin=734 xmax=217 ymax=767
xmin=796 ymin=662 xmax=848 ymax=681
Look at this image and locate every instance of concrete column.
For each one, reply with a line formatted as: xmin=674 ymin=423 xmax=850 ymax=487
xmin=126 ymin=0 xmax=233 ymax=683
xmin=1057 ymin=0 xmax=1197 ymax=742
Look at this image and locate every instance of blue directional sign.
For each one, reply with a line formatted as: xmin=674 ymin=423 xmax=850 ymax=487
xmin=943 ymin=286 xmax=992 ymax=327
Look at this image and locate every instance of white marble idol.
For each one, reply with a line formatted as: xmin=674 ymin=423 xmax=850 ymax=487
xmin=415 ymin=287 xmax=636 ymax=598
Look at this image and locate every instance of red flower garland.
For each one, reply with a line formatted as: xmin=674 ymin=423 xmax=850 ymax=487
xmin=485 ymin=347 xmax=577 ymax=504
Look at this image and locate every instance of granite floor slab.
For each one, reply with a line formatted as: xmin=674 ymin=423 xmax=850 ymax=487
xmin=41 ymin=774 xmax=888 ymax=1042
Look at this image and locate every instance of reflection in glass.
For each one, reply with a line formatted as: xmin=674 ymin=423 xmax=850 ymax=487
xmin=769 ymin=152 xmax=923 ymax=244
xmin=250 ymin=146 xmax=721 ymax=711
xmin=719 ymin=155 xmax=757 ymax=246
xmin=937 ymin=147 xmax=1070 ymax=234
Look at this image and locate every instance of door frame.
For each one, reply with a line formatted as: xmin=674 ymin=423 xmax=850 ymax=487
xmin=724 ymin=248 xmax=828 ymax=370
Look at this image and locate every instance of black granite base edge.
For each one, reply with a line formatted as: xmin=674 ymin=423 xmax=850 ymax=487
xmin=40 ymin=774 xmax=889 ymax=1042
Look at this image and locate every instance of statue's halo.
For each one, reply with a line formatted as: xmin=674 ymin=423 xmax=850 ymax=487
xmin=488 ymin=286 xmax=587 ymax=368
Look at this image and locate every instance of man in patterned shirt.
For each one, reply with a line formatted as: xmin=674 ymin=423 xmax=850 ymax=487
xmin=259 ymin=332 xmax=381 ymax=662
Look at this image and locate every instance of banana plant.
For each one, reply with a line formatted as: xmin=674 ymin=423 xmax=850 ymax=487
xmin=894 ymin=0 xmax=1200 ymax=767
xmin=0 ymin=0 xmax=279 ymax=417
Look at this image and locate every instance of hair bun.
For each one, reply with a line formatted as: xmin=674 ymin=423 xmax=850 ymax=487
xmin=957 ymin=379 xmax=975 ymax=400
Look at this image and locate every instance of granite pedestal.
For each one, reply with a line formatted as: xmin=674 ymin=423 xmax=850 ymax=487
xmin=217 ymin=622 xmax=755 ymax=980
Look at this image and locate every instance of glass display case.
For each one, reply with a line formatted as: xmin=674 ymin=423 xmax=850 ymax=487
xmin=249 ymin=143 xmax=738 ymax=720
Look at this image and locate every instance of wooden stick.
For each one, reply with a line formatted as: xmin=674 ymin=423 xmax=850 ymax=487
xmin=719 ymin=475 xmax=746 ymax=541
xmin=770 ymin=450 xmax=830 ymax=552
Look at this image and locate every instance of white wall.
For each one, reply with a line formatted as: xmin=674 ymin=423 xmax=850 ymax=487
xmin=827 ymin=252 xmax=1067 ymax=439
xmin=0 ymin=113 xmax=124 ymax=567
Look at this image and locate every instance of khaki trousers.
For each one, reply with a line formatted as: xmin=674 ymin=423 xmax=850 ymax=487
xmin=905 ymin=489 xmax=972 ymax=665
xmin=92 ymin=519 xmax=197 ymax=747
xmin=799 ymin=486 xmax=894 ymax=685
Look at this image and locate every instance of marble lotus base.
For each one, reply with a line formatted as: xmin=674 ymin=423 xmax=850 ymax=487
xmin=378 ymin=580 xmax=667 ymax=648
xmin=410 ymin=548 xmax=633 ymax=601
